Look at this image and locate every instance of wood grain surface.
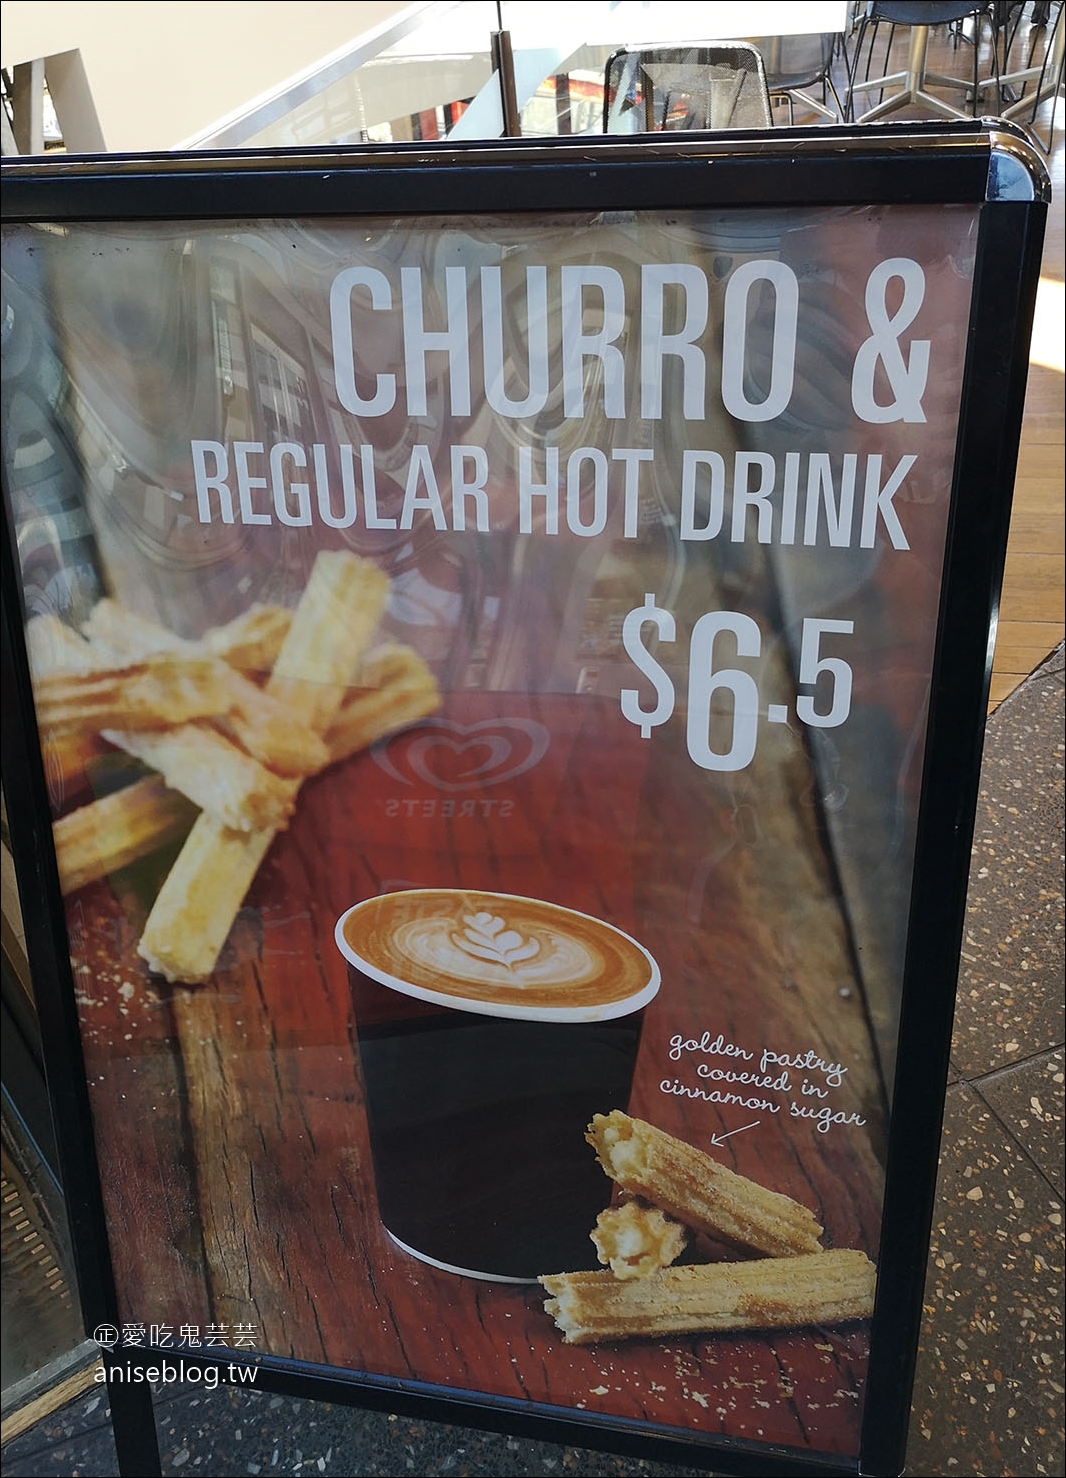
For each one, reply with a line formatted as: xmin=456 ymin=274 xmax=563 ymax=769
xmin=67 ymin=676 xmax=886 ymax=1462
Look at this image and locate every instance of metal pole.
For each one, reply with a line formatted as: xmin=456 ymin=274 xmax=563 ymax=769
xmin=491 ymin=30 xmax=522 ymax=136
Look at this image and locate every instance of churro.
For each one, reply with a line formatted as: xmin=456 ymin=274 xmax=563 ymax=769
xmin=327 ymin=645 xmax=441 ymax=761
xmin=263 ymin=555 xmax=389 ymax=727
xmin=137 ymin=552 xmax=389 ymax=983
xmin=33 ymin=656 xmax=236 ymax=733
xmin=53 ymin=777 xmax=197 ymax=894
xmin=27 ymin=617 xmax=289 ymax=813
xmin=101 ymin=725 xmax=296 ymax=832
xmin=135 ymin=814 xmax=277 ymax=983
xmin=41 ymin=730 xmax=111 ymax=807
xmin=587 ymin=1111 xmax=823 ymax=1258
xmin=26 ymin=618 xmax=114 ymax=802
xmin=81 ymin=598 xmax=193 ymax=659
xmin=26 ymin=558 xmax=439 ymax=976
xmin=216 ymin=679 xmax=331 ymax=778
xmin=201 ymin=604 xmax=292 ymax=675
xmin=83 ymin=597 xmax=293 ymax=676
xmin=540 ymin=1249 xmax=876 ymax=1344
xmin=591 ymin=1199 xmax=688 ymax=1280
xmin=26 ymin=614 xmax=98 ymax=675
xmin=74 ymin=604 xmax=329 ymax=778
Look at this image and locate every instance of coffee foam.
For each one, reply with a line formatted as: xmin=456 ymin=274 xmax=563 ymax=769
xmin=337 ymin=889 xmax=660 ymax=1021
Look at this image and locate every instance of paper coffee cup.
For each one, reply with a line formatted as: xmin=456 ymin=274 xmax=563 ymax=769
xmin=337 ymin=888 xmax=660 ymax=1281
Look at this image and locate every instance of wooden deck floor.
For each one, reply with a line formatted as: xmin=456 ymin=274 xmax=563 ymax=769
xmin=836 ymin=8 xmax=1064 ymax=709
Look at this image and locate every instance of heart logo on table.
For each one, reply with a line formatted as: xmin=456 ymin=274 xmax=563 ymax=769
xmin=371 ymin=717 xmax=551 ymax=791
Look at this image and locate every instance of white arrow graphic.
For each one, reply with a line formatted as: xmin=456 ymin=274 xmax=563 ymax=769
xmin=709 ymin=1121 xmax=761 ymax=1147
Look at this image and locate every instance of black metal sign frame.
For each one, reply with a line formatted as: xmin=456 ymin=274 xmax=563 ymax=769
xmin=0 ymin=121 xmax=1048 ymax=1477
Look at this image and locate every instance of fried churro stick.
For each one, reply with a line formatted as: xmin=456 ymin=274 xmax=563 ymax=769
xmin=591 ymin=1200 xmax=688 ymax=1280
xmin=53 ymin=777 xmax=198 ymax=894
xmin=102 ymin=726 xmax=296 ymax=832
xmin=587 ymin=1112 xmax=823 ymax=1258
xmin=65 ymin=642 xmax=432 ymax=890
xmin=221 ymin=695 xmax=330 ymax=778
xmin=25 ymin=618 xmax=118 ymax=800
xmin=79 ymin=604 xmax=330 ymax=780
xmin=201 ymin=604 xmax=292 ymax=675
xmin=41 ymin=730 xmax=112 ymax=805
xmin=35 ymin=638 xmax=329 ymax=780
xmin=27 ymin=608 xmax=284 ymax=816
xmin=33 ymin=656 xmax=237 ymax=733
xmin=37 ymin=644 xmax=330 ymax=781
xmin=137 ymin=552 xmax=388 ymax=983
xmin=26 ymin=614 xmax=98 ymax=675
xmin=81 ymin=599 xmax=193 ymax=659
xmin=326 ymin=645 xmax=441 ymax=762
xmin=359 ymin=645 xmax=429 ymax=687
xmin=85 ymin=597 xmax=294 ymax=678
xmin=540 ymin=1250 xmax=876 ymax=1345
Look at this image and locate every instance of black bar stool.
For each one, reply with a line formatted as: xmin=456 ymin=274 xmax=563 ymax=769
xmin=848 ymin=2 xmax=991 ymax=121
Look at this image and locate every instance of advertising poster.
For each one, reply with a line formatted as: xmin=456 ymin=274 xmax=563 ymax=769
xmin=2 ymin=189 xmax=983 ymax=1468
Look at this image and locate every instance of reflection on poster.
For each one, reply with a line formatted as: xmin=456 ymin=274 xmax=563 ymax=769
xmin=2 ymin=201 xmax=977 ymax=1466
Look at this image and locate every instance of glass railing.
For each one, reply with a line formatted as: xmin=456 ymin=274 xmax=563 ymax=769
xmin=186 ymin=0 xmax=851 ymax=149
xmin=237 ymin=1 xmax=498 ymax=149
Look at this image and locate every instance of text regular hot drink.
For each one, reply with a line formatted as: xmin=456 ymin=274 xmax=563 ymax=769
xmin=336 ymin=889 xmax=660 ymax=1281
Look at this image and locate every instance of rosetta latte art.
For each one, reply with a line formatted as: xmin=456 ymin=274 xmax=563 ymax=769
xmin=454 ymin=913 xmax=541 ymax=970
xmin=339 ymin=889 xmax=660 ymax=1017
xmin=398 ymin=911 xmax=596 ymax=993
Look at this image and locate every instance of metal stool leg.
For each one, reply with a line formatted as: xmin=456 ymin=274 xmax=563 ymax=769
xmin=850 ymin=24 xmax=975 ymax=120
xmin=978 ymin=4 xmax=1064 ymax=118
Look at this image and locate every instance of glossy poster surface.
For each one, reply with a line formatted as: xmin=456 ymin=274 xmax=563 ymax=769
xmin=2 ymin=203 xmax=978 ymax=1466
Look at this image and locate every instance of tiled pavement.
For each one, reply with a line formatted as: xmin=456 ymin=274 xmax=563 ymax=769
xmin=905 ymin=644 xmax=1064 ymax=1478
xmin=2 ymin=647 xmax=1062 ymax=1478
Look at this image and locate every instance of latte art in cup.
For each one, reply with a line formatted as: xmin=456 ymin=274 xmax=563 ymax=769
xmin=337 ymin=888 xmax=661 ymax=1280
xmin=338 ymin=889 xmax=659 ymax=1020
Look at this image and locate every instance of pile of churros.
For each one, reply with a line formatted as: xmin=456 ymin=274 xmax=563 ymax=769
xmin=539 ymin=1111 xmax=876 ymax=1344
xmin=27 ymin=550 xmax=440 ymax=985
